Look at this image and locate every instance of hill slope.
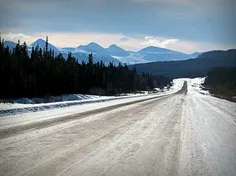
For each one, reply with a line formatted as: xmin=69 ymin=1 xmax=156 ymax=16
xmin=129 ymin=49 xmax=236 ymax=78
xmin=3 ymin=41 xmax=17 ymax=49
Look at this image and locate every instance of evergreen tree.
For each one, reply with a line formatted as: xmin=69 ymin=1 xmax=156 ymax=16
xmin=0 ymin=37 xmax=172 ymax=99
xmin=88 ymin=53 xmax=93 ymax=65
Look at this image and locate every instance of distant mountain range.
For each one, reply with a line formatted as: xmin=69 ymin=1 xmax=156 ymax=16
xmin=129 ymin=49 xmax=236 ymax=78
xmin=3 ymin=39 xmax=202 ymax=64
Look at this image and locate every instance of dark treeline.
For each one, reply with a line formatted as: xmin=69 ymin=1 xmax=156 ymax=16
xmin=0 ymin=37 xmax=172 ymax=99
xmin=204 ymin=67 xmax=236 ymax=99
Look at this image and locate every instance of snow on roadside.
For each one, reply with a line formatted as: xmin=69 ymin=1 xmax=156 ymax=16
xmin=0 ymin=94 xmax=167 ymax=131
xmin=186 ymin=77 xmax=210 ymax=95
xmin=170 ymin=78 xmax=185 ymax=92
xmin=0 ymin=79 xmax=185 ymax=116
xmin=0 ymin=94 xmax=157 ymax=117
xmin=0 ymin=94 xmax=104 ymax=109
xmin=0 ymin=84 xmax=187 ymax=131
xmin=0 ymin=95 xmax=114 ymax=110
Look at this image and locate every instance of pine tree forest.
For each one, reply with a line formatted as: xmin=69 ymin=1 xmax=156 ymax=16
xmin=0 ymin=37 xmax=172 ymax=99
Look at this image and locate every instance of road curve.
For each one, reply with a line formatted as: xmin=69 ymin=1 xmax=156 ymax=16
xmin=0 ymin=81 xmax=236 ymax=176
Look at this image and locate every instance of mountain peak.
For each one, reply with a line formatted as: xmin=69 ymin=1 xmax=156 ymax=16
xmin=87 ymin=42 xmax=102 ymax=47
xmin=31 ymin=38 xmax=46 ymax=45
xmin=107 ymin=44 xmax=129 ymax=57
xmin=140 ymin=46 xmax=171 ymax=53
xmin=30 ymin=38 xmax=59 ymax=52
xmin=108 ymin=44 xmax=119 ymax=48
xmin=32 ymin=38 xmax=46 ymax=44
xmin=87 ymin=42 xmax=105 ymax=50
xmin=35 ymin=38 xmax=45 ymax=42
xmin=77 ymin=42 xmax=106 ymax=54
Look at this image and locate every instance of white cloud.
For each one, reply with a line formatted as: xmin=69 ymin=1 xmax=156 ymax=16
xmin=141 ymin=36 xmax=179 ymax=48
xmin=1 ymin=32 xmax=33 ymax=43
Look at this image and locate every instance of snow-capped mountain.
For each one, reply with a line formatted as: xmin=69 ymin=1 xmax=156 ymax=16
xmin=106 ymin=44 xmax=130 ymax=57
xmin=112 ymin=46 xmax=192 ymax=64
xmin=30 ymin=39 xmax=60 ymax=52
xmin=62 ymin=44 xmax=195 ymax=65
xmin=137 ymin=46 xmax=190 ymax=62
xmin=140 ymin=46 xmax=173 ymax=53
xmin=77 ymin=42 xmax=107 ymax=54
xmin=3 ymin=38 xmax=203 ymax=65
xmin=72 ymin=42 xmax=121 ymax=65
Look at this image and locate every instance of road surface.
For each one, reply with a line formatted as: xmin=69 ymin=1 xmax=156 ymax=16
xmin=0 ymin=80 xmax=236 ymax=176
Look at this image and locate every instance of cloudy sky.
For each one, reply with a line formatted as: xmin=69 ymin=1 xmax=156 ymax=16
xmin=0 ymin=0 xmax=235 ymax=53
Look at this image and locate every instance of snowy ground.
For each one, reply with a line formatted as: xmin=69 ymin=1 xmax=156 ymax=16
xmin=0 ymin=79 xmax=183 ymax=116
xmin=1 ymin=78 xmax=235 ymax=176
xmin=0 ymin=94 xmax=112 ymax=110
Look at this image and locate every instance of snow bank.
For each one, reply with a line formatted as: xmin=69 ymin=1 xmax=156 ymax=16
xmin=170 ymin=78 xmax=185 ymax=92
xmin=186 ymin=77 xmax=210 ymax=95
xmin=0 ymin=79 xmax=184 ymax=117
xmin=0 ymin=94 xmax=113 ymax=110
xmin=0 ymin=95 xmax=148 ymax=116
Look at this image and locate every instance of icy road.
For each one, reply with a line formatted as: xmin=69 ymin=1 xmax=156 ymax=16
xmin=0 ymin=78 xmax=236 ymax=176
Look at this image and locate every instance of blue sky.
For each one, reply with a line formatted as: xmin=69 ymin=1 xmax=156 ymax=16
xmin=0 ymin=0 xmax=235 ymax=53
